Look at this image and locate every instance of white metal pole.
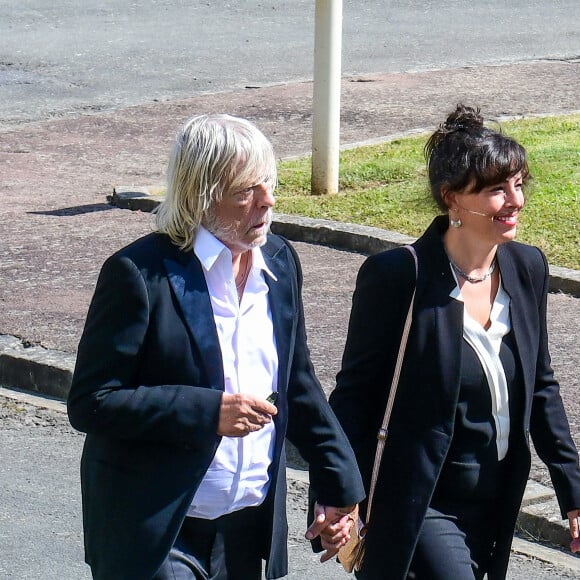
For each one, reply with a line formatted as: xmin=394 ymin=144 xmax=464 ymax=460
xmin=311 ymin=0 xmax=343 ymax=195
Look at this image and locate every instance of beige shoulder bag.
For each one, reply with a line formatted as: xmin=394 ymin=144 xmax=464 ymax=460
xmin=338 ymin=245 xmax=418 ymax=573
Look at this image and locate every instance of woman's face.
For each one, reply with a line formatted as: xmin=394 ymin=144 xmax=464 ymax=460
xmin=452 ymin=172 xmax=525 ymax=244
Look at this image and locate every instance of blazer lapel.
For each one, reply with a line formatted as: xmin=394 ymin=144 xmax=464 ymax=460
xmin=262 ymin=240 xmax=296 ymax=399
xmin=162 ymin=236 xmax=296 ymax=406
xmin=414 ymin=218 xmax=466 ymax=412
xmin=497 ymin=246 xmax=534 ymax=420
xmin=163 ymin=254 xmax=225 ymax=391
xmin=424 ymin=244 xmax=464 ymax=411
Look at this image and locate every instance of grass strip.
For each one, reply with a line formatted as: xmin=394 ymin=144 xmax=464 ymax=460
xmin=275 ymin=114 xmax=579 ymax=270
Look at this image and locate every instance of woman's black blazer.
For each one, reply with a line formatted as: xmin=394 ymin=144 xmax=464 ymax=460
xmin=330 ymin=216 xmax=580 ymax=579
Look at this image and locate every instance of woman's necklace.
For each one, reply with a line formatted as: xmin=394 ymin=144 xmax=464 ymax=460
xmin=448 ymin=256 xmax=497 ymax=284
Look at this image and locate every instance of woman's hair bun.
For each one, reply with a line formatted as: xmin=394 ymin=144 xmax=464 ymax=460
xmin=443 ymin=104 xmax=484 ymax=132
xmin=425 ymin=104 xmax=485 ymax=159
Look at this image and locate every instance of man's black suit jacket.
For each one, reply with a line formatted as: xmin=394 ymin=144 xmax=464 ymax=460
xmin=68 ymin=232 xmax=364 ymax=580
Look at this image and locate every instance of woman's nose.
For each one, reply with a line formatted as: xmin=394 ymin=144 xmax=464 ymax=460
xmin=505 ymin=181 xmax=524 ymax=208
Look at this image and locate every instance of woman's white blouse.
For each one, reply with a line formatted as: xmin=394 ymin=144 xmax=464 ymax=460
xmin=450 ymin=272 xmax=512 ymax=460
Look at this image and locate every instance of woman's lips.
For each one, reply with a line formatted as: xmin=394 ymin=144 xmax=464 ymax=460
xmin=494 ymin=213 xmax=519 ymax=226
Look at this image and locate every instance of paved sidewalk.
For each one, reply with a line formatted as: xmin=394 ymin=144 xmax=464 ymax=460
xmin=1 ymin=59 xmax=578 ymax=352
xmin=0 ymin=59 xmax=579 ymax=565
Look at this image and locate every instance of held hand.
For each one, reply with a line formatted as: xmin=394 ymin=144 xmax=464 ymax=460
xmin=305 ymin=502 xmax=357 ymax=563
xmin=568 ymin=509 xmax=580 ymax=553
xmin=217 ymin=393 xmax=277 ymax=437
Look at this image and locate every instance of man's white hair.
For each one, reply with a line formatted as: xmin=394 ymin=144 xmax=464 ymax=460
xmin=155 ymin=114 xmax=277 ymax=250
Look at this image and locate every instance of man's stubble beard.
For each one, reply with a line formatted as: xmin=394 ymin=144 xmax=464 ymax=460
xmin=202 ymin=209 xmax=272 ymax=250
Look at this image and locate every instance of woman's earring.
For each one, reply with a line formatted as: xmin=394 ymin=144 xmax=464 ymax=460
xmin=450 ymin=211 xmax=462 ymax=228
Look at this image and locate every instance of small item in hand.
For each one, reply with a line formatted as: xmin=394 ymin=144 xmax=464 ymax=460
xmin=571 ymin=537 xmax=580 ymax=553
xmin=266 ymin=392 xmax=278 ymax=406
xmin=337 ymin=505 xmax=366 ymax=573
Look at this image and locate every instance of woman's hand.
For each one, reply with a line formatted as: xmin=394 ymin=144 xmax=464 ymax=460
xmin=305 ymin=502 xmax=357 ymax=562
xmin=567 ymin=509 xmax=580 ymax=553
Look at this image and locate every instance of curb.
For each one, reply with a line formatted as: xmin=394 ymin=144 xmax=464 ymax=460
xmin=511 ymin=537 xmax=580 ymax=574
xmin=110 ymin=187 xmax=580 ymax=297
xmin=517 ymin=481 xmax=577 ymax=551
xmin=0 ymin=335 xmax=74 ymax=400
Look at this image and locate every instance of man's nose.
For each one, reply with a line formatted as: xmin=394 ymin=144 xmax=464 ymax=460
xmin=256 ymin=183 xmax=275 ymax=207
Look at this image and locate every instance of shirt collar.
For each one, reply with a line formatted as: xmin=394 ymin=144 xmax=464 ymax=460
xmin=194 ymin=226 xmax=277 ymax=281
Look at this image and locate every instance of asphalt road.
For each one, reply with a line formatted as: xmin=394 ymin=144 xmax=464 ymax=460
xmin=1 ymin=0 xmax=578 ymax=128
xmin=2 ymin=391 xmax=580 ymax=580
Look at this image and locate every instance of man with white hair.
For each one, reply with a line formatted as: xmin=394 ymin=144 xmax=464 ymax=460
xmin=68 ymin=114 xmax=364 ymax=579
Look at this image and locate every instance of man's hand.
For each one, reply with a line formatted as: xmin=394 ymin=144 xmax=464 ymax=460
xmin=305 ymin=502 xmax=357 ymax=563
xmin=217 ymin=393 xmax=277 ymax=437
xmin=568 ymin=509 xmax=580 ymax=553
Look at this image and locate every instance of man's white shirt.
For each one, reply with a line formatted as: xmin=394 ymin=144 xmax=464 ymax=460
xmin=188 ymin=226 xmax=279 ymax=519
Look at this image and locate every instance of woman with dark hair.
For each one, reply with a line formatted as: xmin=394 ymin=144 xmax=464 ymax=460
xmin=330 ymin=105 xmax=580 ymax=578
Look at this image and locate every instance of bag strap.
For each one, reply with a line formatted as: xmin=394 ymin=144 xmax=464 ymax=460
xmin=364 ymin=245 xmax=418 ymax=526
